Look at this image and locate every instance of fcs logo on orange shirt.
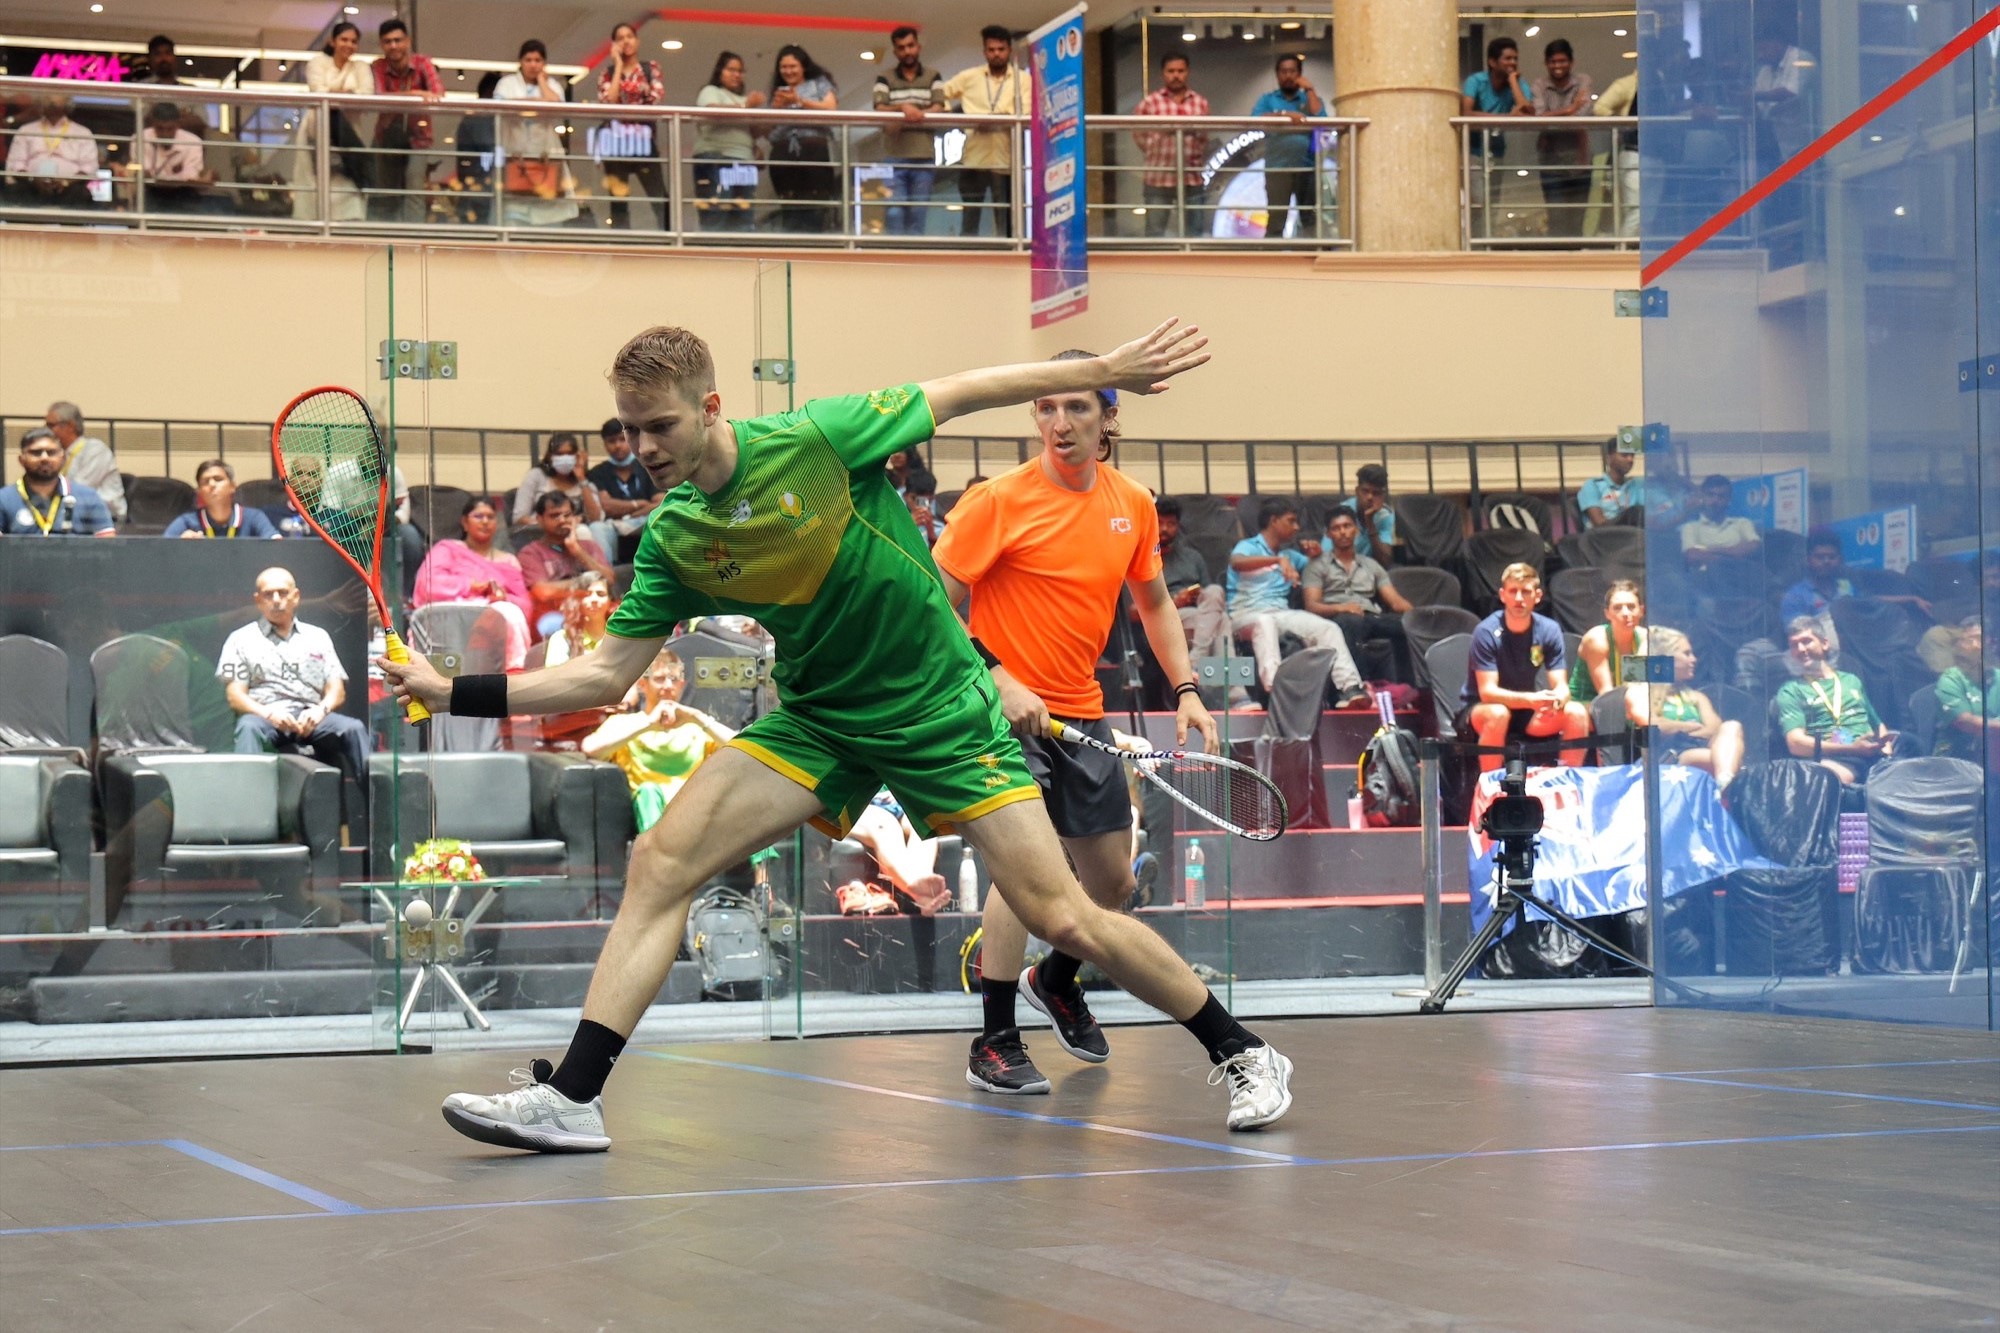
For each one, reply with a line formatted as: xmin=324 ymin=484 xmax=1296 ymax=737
xmin=1110 ymin=516 xmax=1132 ymax=534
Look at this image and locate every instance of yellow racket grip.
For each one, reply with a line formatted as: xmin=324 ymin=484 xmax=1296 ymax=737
xmin=383 ymin=630 xmax=432 ymax=724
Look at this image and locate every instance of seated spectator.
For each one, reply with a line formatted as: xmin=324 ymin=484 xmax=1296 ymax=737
xmin=219 ymin=566 xmax=371 ymax=789
xmin=410 ymin=495 xmax=533 ymax=669
xmin=163 ymin=459 xmax=281 ymax=538
xmin=518 ymin=491 xmax=613 ymax=638
xmin=1458 ymin=562 xmax=1590 ymax=770
xmin=1336 ymin=462 xmax=1399 ymax=562
xmin=513 ymin=432 xmax=614 ymax=554
xmin=1775 ymin=615 xmax=1895 ymax=785
xmin=1781 ymin=528 xmax=1932 ymax=627
xmin=44 ymin=400 xmax=126 ymax=524
xmin=1918 ymin=551 xmax=2000 ymax=672
xmin=5 ymin=95 xmax=99 ymax=208
xmin=1578 ymin=436 xmax=1643 ymax=528
xmin=1228 ymin=497 xmax=1365 ymax=705
xmin=886 ymin=443 xmax=927 ymax=495
xmin=1302 ymin=505 xmax=1413 ymax=682
xmin=846 ymin=790 xmax=952 ymax=915
xmin=140 ymin=101 xmax=216 ymax=212
xmin=903 ymin=467 xmax=945 ymax=546
xmin=1568 ymin=578 xmax=1647 ymax=706
xmin=1627 ymin=628 xmax=1744 ymax=788
xmin=1678 ymin=474 xmax=1761 ymax=573
xmin=546 ymin=570 xmax=614 ymax=667
xmin=1 ymin=428 xmax=115 ymax=536
xmin=1933 ymin=620 xmax=2000 ymax=761
xmin=583 ymin=648 xmax=736 ymax=831
xmin=587 ymin=417 xmax=660 ymax=563
xmin=1153 ymin=496 xmax=1235 ymax=698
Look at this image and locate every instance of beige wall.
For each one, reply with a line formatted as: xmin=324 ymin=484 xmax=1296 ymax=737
xmin=1 ymin=229 xmax=1641 ymax=482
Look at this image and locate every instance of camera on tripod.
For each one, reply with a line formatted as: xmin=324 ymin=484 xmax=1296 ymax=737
xmin=1479 ymin=755 xmax=1543 ymax=882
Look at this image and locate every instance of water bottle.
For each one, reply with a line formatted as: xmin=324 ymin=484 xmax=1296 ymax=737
xmin=957 ymin=848 xmax=979 ymax=914
xmin=1347 ymin=790 xmax=1366 ymax=830
xmin=1184 ymin=838 xmax=1206 ymax=908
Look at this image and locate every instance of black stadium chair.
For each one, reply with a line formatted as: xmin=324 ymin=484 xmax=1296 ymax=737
xmin=1547 ymin=566 xmax=1610 ymax=635
xmin=1394 ymin=494 xmax=1467 ymax=569
xmin=408 ymin=484 xmax=475 ymax=543
xmin=1171 ymin=494 xmax=1243 ymax=590
xmin=1482 ymin=492 xmax=1554 ymax=539
xmin=1463 ymin=528 xmax=1549 ymax=614
xmin=1421 ymin=631 xmax=1475 ymax=736
xmin=1577 ymin=525 xmax=1646 ymax=578
xmin=123 ymin=475 xmax=196 ymax=535
xmin=235 ymin=478 xmax=289 ymax=511
xmin=89 ymin=633 xmax=201 ymax=763
xmin=1387 ymin=565 xmax=1460 ymax=611
xmin=0 ymin=635 xmax=81 ymax=760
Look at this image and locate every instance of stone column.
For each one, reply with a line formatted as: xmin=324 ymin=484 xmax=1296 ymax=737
xmin=1332 ymin=0 xmax=1462 ymax=251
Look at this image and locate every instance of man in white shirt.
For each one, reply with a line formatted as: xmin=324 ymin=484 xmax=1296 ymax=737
xmin=941 ymin=25 xmax=1026 ymax=238
xmin=44 ymin=401 xmax=126 ymax=524
xmin=218 ymin=566 xmax=371 ymax=788
xmin=141 ymin=101 xmax=216 ymax=212
xmin=5 ymin=95 xmax=99 ymax=208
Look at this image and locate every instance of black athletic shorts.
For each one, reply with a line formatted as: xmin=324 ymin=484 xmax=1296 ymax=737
xmin=1452 ymin=702 xmax=1538 ymax=743
xmin=1017 ymin=715 xmax=1132 ymax=840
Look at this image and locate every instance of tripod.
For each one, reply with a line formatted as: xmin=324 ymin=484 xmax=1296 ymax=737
xmin=1420 ymin=754 xmax=1709 ymax=1014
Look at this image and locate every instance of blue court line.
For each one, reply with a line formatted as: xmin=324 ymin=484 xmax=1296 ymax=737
xmin=1641 ymin=1058 xmax=2000 ymax=1077
xmin=158 ymin=1140 xmax=365 ymax=1215
xmin=636 ymin=1049 xmax=1307 ymax=1163
xmin=5 ymin=1121 xmax=1998 ymax=1240
xmin=1632 ymin=1073 xmax=2000 ymax=1115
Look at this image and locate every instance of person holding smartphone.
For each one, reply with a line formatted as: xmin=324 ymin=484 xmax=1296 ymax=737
xmin=1776 ymin=616 xmax=1894 ymax=785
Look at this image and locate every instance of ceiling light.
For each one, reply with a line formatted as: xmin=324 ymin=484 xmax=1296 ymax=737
xmin=1525 ymin=24 xmax=1540 ymax=36
xmin=89 ymin=3 xmax=103 ymax=11
xmin=1242 ymin=28 xmax=1258 ymax=40
xmin=1132 ymin=207 xmax=1147 ymax=214
xmin=343 ymin=4 xmax=358 ymax=11
xmin=1870 ymin=134 xmax=1883 ymax=142
xmin=184 ymin=57 xmax=193 ymax=64
xmin=1181 ymin=29 xmax=1197 ymax=41
xmin=1623 ymin=51 xmax=1638 ymax=59
xmin=442 ymin=136 xmax=453 ymax=144
xmin=1516 ymin=169 xmax=1529 ymax=177
xmin=1280 ymin=20 xmax=1301 ymax=30
xmin=1614 ymin=28 xmax=1629 ymax=36
xmin=277 ymin=61 xmax=287 ymax=70
xmin=859 ymin=50 xmax=875 ymax=60
xmin=456 ymin=70 xmax=465 ymax=79
xmin=661 ymin=39 xmax=682 ymax=50
xmin=1894 ymin=205 xmax=1908 ymax=216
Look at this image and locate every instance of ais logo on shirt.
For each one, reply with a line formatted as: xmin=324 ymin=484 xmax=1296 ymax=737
xmin=704 ymin=536 xmax=742 ymax=583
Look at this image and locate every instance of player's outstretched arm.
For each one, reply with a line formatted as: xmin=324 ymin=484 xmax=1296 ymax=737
xmin=919 ymin=317 xmax=1210 ymax=427
xmin=381 ymin=630 xmax=663 ymax=717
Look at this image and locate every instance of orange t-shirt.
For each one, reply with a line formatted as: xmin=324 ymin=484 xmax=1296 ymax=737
xmin=931 ymin=458 xmax=1163 ymax=719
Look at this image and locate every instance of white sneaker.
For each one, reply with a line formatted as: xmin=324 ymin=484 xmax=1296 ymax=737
xmin=441 ymin=1059 xmax=611 ymax=1153
xmin=1208 ymin=1044 xmax=1293 ymax=1131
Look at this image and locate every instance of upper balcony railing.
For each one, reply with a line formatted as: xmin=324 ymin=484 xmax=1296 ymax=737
xmin=1455 ymin=114 xmax=1650 ymax=250
xmin=0 ymin=76 xmax=1362 ymax=251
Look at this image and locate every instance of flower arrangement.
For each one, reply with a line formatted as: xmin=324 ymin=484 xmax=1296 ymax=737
xmin=403 ymin=839 xmax=486 ymax=884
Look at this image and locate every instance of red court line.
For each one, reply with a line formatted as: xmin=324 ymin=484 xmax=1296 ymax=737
xmin=1643 ymin=2 xmax=2000 ymax=285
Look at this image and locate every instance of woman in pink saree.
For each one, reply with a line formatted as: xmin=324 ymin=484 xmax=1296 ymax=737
xmin=410 ymin=496 xmax=534 ymax=669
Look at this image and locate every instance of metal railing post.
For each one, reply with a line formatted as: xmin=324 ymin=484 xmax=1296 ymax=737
xmin=1420 ymin=737 xmax=1444 ymax=992
xmin=839 ymin=123 xmax=852 ymax=244
xmin=666 ymin=112 xmax=683 ymax=243
xmin=1460 ymin=121 xmax=1471 ymax=248
xmin=1174 ymin=126 xmax=1186 ymax=244
xmin=314 ymin=99 xmax=332 ymax=233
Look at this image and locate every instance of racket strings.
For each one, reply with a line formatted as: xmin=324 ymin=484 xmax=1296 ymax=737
xmin=1162 ymin=755 xmax=1286 ymax=838
xmin=275 ymin=390 xmax=387 ymax=574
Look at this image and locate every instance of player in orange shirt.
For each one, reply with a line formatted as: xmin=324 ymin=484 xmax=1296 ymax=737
xmin=933 ymin=350 xmax=1219 ymax=1094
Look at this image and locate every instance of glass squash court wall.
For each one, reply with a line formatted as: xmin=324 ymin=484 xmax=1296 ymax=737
xmin=1640 ymin=0 xmax=1995 ymax=1027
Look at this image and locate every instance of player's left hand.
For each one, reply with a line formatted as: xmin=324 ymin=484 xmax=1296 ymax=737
xmin=379 ymin=649 xmax=452 ymax=714
xmin=1101 ymin=317 xmax=1210 ymax=396
xmin=1177 ymin=691 xmax=1218 ymax=752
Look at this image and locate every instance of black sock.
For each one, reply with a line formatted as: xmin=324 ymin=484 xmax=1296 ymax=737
xmin=1180 ymin=992 xmax=1264 ymax=1063
xmin=981 ymin=977 xmax=1019 ymax=1036
xmin=547 ymin=1019 xmax=627 ymax=1103
xmin=1038 ymin=949 xmax=1084 ymax=996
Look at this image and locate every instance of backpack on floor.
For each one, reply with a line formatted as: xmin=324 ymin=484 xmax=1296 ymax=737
xmin=685 ymin=886 xmax=768 ymax=1000
xmin=1357 ymin=724 xmax=1422 ymax=827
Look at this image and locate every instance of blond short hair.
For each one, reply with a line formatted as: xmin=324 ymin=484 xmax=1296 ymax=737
xmin=1499 ymin=562 xmax=1541 ymax=588
xmin=1649 ymin=626 xmax=1688 ymax=655
xmin=608 ymin=326 xmax=717 ymax=402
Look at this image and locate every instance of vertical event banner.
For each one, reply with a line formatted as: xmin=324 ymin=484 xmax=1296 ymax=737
xmin=1730 ymin=468 xmax=1807 ymax=535
xmin=1826 ymin=504 xmax=1918 ymax=572
xmin=1028 ymin=4 xmax=1088 ymax=328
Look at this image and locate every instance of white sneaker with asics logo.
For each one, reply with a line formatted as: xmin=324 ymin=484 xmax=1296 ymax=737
xmin=441 ymin=1062 xmax=611 ymax=1153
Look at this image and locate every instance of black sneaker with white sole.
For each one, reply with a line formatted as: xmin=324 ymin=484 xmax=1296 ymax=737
xmin=965 ymin=1027 xmax=1052 ymax=1094
xmin=1019 ymin=963 xmax=1110 ymax=1064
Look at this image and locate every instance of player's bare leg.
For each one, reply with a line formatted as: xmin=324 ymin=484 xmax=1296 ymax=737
xmin=440 ymin=749 xmax=821 ymax=1151
xmin=959 ymin=800 xmax=1292 ymax=1129
xmin=980 ymin=827 xmax=1133 ymax=1067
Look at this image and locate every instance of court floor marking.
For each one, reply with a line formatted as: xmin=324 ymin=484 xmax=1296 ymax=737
xmin=1630 ymin=1073 xmax=2000 ymax=1115
xmin=5 ymin=1122 xmax=1998 ymax=1240
xmin=638 ymin=1048 xmax=1310 ymax=1163
xmin=0 ymin=1137 xmax=364 ymax=1215
xmin=1644 ymin=1058 xmax=2000 ymax=1077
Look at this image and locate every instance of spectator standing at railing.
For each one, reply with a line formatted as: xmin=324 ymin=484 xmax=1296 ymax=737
xmin=1 ymin=429 xmax=115 ymax=538
xmin=942 ymin=25 xmax=1027 ymax=239
xmin=42 ymin=401 xmax=125 ymax=524
xmin=1531 ymin=40 xmax=1593 ymax=239
xmin=4 ymin=95 xmax=99 ymax=209
xmin=1133 ymin=53 xmax=1210 ymax=239
xmin=497 ymin=39 xmax=580 ymax=228
xmin=129 ymin=34 xmax=182 ymax=86
xmin=1578 ymin=436 xmax=1643 ymax=528
xmin=595 ymin=22 xmax=667 ymax=230
xmin=1593 ymin=68 xmax=1640 ymax=239
xmin=368 ymin=17 xmax=443 ymax=223
xmin=306 ymin=22 xmax=372 ymax=199
xmin=1249 ymin=55 xmax=1324 ymax=241
xmin=1460 ymin=38 xmax=1535 ymax=239
xmin=141 ymin=102 xmax=217 ymax=213
xmin=766 ymin=45 xmax=840 ymax=233
xmin=872 ymin=26 xmax=945 ymax=237
xmin=449 ymin=71 xmax=503 ymax=226
xmin=163 ymin=460 xmax=280 ymax=539
xmin=691 ymin=51 xmax=763 ymax=232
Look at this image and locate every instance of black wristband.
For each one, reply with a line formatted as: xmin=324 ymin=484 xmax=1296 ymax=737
xmin=968 ymin=635 xmax=1001 ymax=670
xmin=449 ymin=673 xmax=510 ymax=718
xmin=1174 ymin=681 xmax=1201 ymax=699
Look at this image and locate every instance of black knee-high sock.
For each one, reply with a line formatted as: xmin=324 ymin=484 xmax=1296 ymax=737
xmin=980 ymin=977 xmax=1019 ymax=1036
xmin=1180 ymin=992 xmax=1263 ymax=1063
xmin=1037 ymin=949 xmax=1084 ymax=996
xmin=547 ymin=1019 xmax=627 ymax=1103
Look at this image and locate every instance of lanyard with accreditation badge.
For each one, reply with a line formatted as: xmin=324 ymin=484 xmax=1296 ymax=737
xmin=15 ymin=477 xmax=72 ymax=535
xmin=1804 ymin=674 xmax=1851 ymax=742
xmin=200 ymin=505 xmax=242 ymax=538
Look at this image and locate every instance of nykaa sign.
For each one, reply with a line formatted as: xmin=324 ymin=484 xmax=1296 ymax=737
xmin=31 ymin=51 xmax=131 ymax=81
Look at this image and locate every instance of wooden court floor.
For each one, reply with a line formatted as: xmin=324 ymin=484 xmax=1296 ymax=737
xmin=3 ymin=1007 xmax=1997 ymax=1332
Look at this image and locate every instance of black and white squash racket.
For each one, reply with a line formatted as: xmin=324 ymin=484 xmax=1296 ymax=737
xmin=1049 ymin=720 xmax=1288 ymax=841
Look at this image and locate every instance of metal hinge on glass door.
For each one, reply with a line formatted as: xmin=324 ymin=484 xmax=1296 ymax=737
xmin=378 ymin=340 xmax=460 ymax=381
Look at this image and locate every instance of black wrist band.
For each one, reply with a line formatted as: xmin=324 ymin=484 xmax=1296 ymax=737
xmin=1174 ymin=681 xmax=1201 ymax=698
xmin=450 ymin=673 xmax=510 ymax=718
xmin=968 ymin=636 xmax=1001 ymax=670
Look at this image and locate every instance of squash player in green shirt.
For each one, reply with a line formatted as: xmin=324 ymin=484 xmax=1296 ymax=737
xmin=382 ymin=319 xmax=1296 ymax=1151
